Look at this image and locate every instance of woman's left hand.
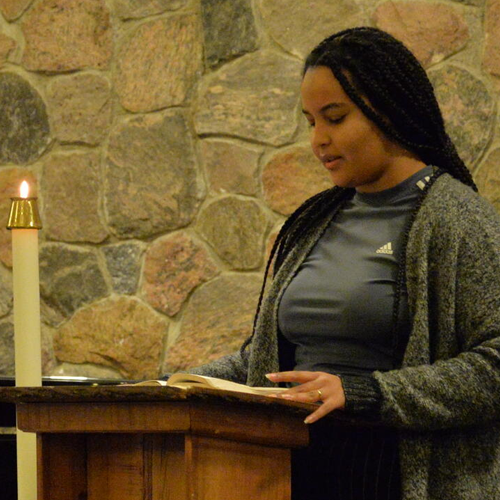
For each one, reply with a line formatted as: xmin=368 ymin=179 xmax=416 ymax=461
xmin=266 ymin=371 xmax=345 ymax=424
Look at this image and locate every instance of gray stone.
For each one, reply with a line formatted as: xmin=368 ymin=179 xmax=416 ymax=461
xmin=52 ymin=361 xmax=122 ymax=379
xmin=163 ymin=274 xmax=261 ymax=372
xmin=197 ymin=197 xmax=268 ymax=270
xmin=42 ymin=152 xmax=108 ymax=243
xmin=200 ymin=0 xmax=258 ymax=69
xmin=105 ymin=110 xmax=205 ymax=239
xmin=0 ymin=73 xmax=50 ymax=164
xmin=114 ymin=15 xmax=203 ymax=112
xmin=40 ymin=323 xmax=57 ymax=374
xmin=102 ymin=242 xmax=144 ymax=295
xmin=194 ymin=50 xmax=302 ymax=146
xmin=429 ymin=65 xmax=494 ymax=168
xmin=39 ymin=243 xmax=109 ymax=319
xmin=22 ymin=0 xmax=113 ymax=72
xmin=0 ymin=34 xmax=16 ymax=67
xmin=46 ymin=72 xmax=112 ymax=145
xmin=474 ymin=147 xmax=500 ymax=213
xmin=41 ymin=298 xmax=65 ymax=328
xmin=54 ymin=296 xmax=168 ymax=379
xmin=258 ymin=0 xmax=363 ymax=58
xmin=111 ymin=0 xmax=186 ymax=19
xmin=0 ymin=265 xmax=12 ymax=318
xmin=449 ymin=0 xmax=483 ymax=5
xmin=0 ymin=319 xmax=14 ymax=375
xmin=200 ymin=139 xmax=261 ymax=195
xmin=0 ymin=318 xmax=54 ymax=376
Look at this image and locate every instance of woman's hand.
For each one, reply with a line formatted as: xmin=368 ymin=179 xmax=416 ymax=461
xmin=266 ymin=371 xmax=346 ymax=424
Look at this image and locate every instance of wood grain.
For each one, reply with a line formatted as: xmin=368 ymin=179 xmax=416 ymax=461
xmin=190 ymin=401 xmax=308 ymax=448
xmin=18 ymin=402 xmax=190 ymax=433
xmin=38 ymin=434 xmax=87 ymax=500
xmin=149 ymin=434 xmax=187 ymax=500
xmin=188 ymin=435 xmax=291 ymax=500
xmin=87 ymin=434 xmax=146 ymax=500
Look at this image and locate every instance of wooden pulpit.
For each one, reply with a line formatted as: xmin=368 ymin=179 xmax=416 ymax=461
xmin=0 ymin=385 xmax=312 ymax=500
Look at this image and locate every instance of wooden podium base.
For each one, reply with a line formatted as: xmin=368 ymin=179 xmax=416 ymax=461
xmin=39 ymin=432 xmax=291 ymax=500
xmin=5 ymin=386 xmax=311 ymax=500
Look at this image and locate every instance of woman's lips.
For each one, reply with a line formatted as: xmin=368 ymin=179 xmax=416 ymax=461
xmin=321 ymin=155 xmax=342 ymax=170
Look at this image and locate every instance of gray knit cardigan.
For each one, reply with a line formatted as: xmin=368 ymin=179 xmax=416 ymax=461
xmin=189 ymin=173 xmax=500 ymax=500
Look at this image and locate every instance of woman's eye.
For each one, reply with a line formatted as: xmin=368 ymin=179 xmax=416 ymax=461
xmin=327 ymin=116 xmax=345 ymax=125
xmin=305 ymin=115 xmax=344 ymax=128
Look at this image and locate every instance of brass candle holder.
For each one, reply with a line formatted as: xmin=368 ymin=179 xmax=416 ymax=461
xmin=7 ymin=197 xmax=42 ymax=230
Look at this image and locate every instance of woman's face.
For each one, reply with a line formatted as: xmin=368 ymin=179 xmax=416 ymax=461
xmin=301 ymin=66 xmax=420 ymax=192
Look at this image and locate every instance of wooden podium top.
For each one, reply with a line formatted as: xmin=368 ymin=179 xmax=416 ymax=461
xmin=0 ymin=385 xmax=316 ymax=448
xmin=0 ymin=385 xmax=373 ymax=448
xmin=0 ymin=383 xmax=306 ymax=406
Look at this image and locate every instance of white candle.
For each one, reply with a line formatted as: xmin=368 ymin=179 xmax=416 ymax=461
xmin=8 ymin=180 xmax=42 ymax=500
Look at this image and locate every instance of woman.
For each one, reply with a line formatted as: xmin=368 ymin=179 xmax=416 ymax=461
xmin=184 ymin=27 xmax=500 ymax=499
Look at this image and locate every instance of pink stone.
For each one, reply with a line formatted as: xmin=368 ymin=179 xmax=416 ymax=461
xmin=105 ymin=110 xmax=204 ymax=239
xmin=265 ymin=225 xmax=282 ymax=263
xmin=142 ymin=232 xmax=219 ymax=317
xmin=262 ymin=145 xmax=332 ymax=216
xmin=42 ymin=152 xmax=108 ymax=243
xmin=112 ymin=0 xmax=186 ymax=19
xmin=200 ymin=139 xmax=261 ymax=196
xmin=54 ymin=296 xmax=168 ymax=379
xmin=22 ymin=0 xmax=113 ymax=72
xmin=484 ymin=0 xmax=500 ymax=78
xmin=194 ymin=50 xmax=302 ymax=146
xmin=46 ymin=72 xmax=112 ymax=145
xmin=0 ymin=0 xmax=33 ymax=21
xmin=163 ymin=274 xmax=262 ymax=372
xmin=115 ymin=15 xmax=203 ymax=112
xmin=373 ymin=1 xmax=469 ymax=67
xmin=260 ymin=0 xmax=363 ymax=58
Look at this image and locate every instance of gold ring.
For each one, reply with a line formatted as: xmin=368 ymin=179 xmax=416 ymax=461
xmin=317 ymin=389 xmax=323 ymax=400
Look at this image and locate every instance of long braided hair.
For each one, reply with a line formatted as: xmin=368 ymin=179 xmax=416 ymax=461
xmin=242 ymin=27 xmax=476 ymax=356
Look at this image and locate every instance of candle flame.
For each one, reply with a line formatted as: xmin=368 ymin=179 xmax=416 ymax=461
xmin=20 ymin=181 xmax=29 ymax=199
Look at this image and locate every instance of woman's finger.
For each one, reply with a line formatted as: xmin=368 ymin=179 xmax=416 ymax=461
xmin=304 ymin=401 xmax=338 ymax=424
xmin=266 ymin=371 xmax=319 ymax=384
xmin=281 ymin=378 xmax=319 ymax=393
xmin=267 ymin=371 xmax=346 ymax=422
xmin=280 ymin=388 xmax=323 ymax=403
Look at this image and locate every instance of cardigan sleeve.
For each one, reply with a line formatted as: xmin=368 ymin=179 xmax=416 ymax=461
xmin=365 ymin=201 xmax=500 ymax=431
xmin=168 ymin=348 xmax=251 ymax=384
xmin=339 ymin=373 xmax=382 ymax=416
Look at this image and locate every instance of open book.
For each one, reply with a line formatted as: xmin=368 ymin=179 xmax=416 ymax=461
xmin=134 ymin=373 xmax=288 ymax=397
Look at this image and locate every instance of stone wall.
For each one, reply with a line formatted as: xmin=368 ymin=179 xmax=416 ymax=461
xmin=0 ymin=0 xmax=499 ymax=380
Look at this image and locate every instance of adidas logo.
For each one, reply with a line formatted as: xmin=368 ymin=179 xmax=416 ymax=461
xmin=376 ymin=242 xmax=393 ymax=255
xmin=416 ymin=176 xmax=431 ymax=191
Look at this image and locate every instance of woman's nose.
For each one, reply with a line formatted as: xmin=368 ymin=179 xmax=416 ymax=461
xmin=311 ymin=122 xmax=331 ymax=149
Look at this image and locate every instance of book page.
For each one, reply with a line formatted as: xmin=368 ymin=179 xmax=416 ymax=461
xmin=168 ymin=374 xmax=287 ymax=395
xmin=132 ymin=374 xmax=287 ymax=396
